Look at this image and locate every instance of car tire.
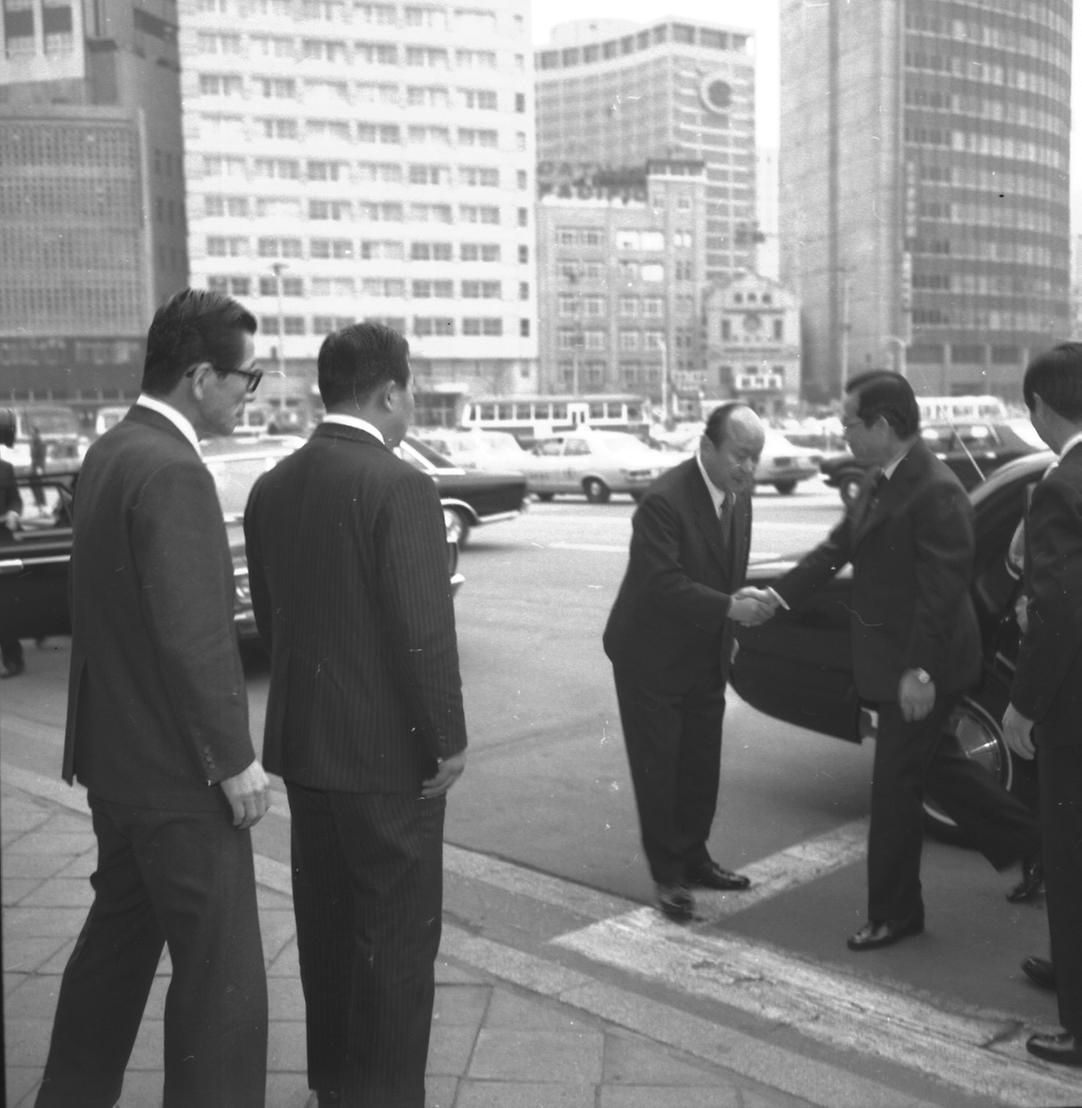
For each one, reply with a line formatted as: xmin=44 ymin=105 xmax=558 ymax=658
xmin=838 ymin=471 xmax=864 ymax=508
xmin=444 ymin=508 xmax=471 ymax=548
xmin=583 ymin=477 xmax=611 ymax=504
xmin=774 ymin=480 xmax=797 ymax=495
xmin=535 ymin=492 xmax=555 ymax=502
xmin=922 ymin=684 xmax=1035 ymax=843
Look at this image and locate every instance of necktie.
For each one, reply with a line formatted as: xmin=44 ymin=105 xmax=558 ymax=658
xmin=718 ymin=493 xmax=733 ymax=542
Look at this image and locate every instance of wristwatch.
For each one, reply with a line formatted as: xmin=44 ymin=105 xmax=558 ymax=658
xmin=912 ymin=668 xmax=932 ymax=685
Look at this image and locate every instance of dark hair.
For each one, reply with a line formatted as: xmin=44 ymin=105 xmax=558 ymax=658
xmin=317 ymin=321 xmax=411 ymax=409
xmin=846 ymin=370 xmax=919 ymax=438
xmin=141 ymin=288 xmax=257 ymax=396
xmin=1023 ymin=343 xmax=1082 ymax=420
xmin=703 ymin=401 xmax=751 ymax=447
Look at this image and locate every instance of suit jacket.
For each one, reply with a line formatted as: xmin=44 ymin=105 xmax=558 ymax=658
xmin=602 ymin=456 xmax=752 ymax=692
xmin=775 ymin=439 xmax=980 ymax=702
xmin=62 ymin=407 xmax=255 ymax=810
xmin=243 ymin=422 xmax=467 ymax=792
xmin=0 ymin=459 xmax=21 ymax=540
xmin=1010 ymin=442 xmax=1082 ymax=745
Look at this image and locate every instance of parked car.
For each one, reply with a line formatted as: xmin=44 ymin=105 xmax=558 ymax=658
xmin=820 ymin=419 xmax=1041 ymax=506
xmin=651 ymin=424 xmax=820 ymax=494
xmin=398 ymin=434 xmax=528 ymax=547
xmin=756 ymin=428 xmax=822 ymax=494
xmin=731 ymin=449 xmax=1051 ymax=840
xmin=523 ymin=429 xmax=675 ymax=503
xmin=0 ymin=437 xmax=465 ymax=648
xmin=413 ymin=428 xmax=528 ymax=474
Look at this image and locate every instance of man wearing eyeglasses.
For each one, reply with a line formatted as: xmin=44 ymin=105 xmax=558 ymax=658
xmin=36 ymin=289 xmax=271 ymax=1108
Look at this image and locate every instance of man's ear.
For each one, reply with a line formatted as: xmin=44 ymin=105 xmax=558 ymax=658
xmin=187 ymin=362 xmax=212 ymax=399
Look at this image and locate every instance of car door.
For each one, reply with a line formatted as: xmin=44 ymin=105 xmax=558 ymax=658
xmin=0 ymin=472 xmax=76 ymax=640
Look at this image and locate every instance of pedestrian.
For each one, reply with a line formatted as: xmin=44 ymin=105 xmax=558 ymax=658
xmin=764 ymin=371 xmax=1040 ymax=951
xmin=603 ymin=402 xmax=774 ymax=923
xmin=1002 ymin=341 xmax=1082 ymax=1066
xmin=29 ymin=424 xmax=47 ymax=512
xmin=35 ymin=288 xmax=271 ymax=1108
xmin=244 ymin=321 xmax=467 ymax=1107
xmin=0 ymin=408 xmax=26 ymax=677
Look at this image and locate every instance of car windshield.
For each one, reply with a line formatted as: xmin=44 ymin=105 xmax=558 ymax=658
xmin=206 ymin=450 xmax=293 ymax=518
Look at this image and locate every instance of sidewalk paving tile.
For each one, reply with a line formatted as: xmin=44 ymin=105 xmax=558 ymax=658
xmin=600 ymin=1090 xmax=743 ymax=1108
xmin=431 ymin=983 xmax=491 ymax=1027
xmin=454 ymin=1081 xmax=598 ymax=1108
xmin=602 ymin=1032 xmax=737 ymax=1086
xmin=467 ymin=1028 xmax=604 ymax=1083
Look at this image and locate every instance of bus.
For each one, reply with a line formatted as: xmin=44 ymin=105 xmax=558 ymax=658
xmin=916 ymin=395 xmax=1008 ymax=423
xmin=459 ymin=393 xmax=649 ymax=447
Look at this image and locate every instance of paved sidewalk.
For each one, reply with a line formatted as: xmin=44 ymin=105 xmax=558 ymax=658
xmin=3 ymin=776 xmax=818 ymax=1108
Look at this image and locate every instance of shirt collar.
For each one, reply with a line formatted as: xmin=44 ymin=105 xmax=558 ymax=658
xmin=695 ymin=449 xmax=729 ymax=515
xmin=321 ymin=413 xmax=386 ymax=445
xmin=881 ymin=441 xmax=914 ymax=482
xmin=1059 ymin=430 xmax=1082 ymax=459
xmin=135 ymin=394 xmax=201 ymax=457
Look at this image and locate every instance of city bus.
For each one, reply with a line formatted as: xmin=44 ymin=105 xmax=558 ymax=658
xmin=459 ymin=393 xmax=649 ymax=446
xmin=916 ymin=395 xmax=1008 ymax=423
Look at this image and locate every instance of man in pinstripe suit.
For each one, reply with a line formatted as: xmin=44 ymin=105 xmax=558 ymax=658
xmin=244 ymin=322 xmax=467 ymax=1107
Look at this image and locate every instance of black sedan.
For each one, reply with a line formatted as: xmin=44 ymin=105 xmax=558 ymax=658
xmin=399 ymin=434 xmax=528 ymax=547
xmin=732 ymin=450 xmax=1050 ymax=839
xmin=820 ymin=418 xmax=1041 ymax=506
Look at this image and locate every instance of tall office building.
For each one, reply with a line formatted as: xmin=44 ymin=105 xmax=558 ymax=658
xmin=535 ymin=16 xmax=757 ymax=284
xmin=180 ymin=0 xmax=538 ymax=412
xmin=780 ymin=0 xmax=1071 ymax=402
xmin=0 ymin=0 xmax=188 ymax=406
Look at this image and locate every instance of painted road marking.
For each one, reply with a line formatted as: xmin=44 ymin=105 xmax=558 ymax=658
xmin=553 ymin=911 xmax=1079 ymax=1108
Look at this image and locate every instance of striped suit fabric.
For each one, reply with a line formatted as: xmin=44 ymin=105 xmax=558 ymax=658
xmin=244 ymin=421 xmax=467 ymax=1106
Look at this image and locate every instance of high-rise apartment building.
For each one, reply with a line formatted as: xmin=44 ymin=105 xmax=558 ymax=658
xmin=180 ymin=0 xmax=538 ymax=410
xmin=780 ymin=0 xmax=1072 ymax=402
xmin=535 ymin=159 xmax=707 ymax=407
xmin=535 ymin=16 xmax=757 ymax=284
xmin=0 ymin=0 xmax=188 ymax=406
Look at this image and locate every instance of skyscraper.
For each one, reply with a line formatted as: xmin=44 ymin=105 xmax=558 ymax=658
xmin=180 ymin=0 xmax=538 ymax=411
xmin=0 ymin=0 xmax=188 ymax=406
xmin=780 ymin=0 xmax=1071 ymax=401
xmin=534 ymin=17 xmax=758 ymax=285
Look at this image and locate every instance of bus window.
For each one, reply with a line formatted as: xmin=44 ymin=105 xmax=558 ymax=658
xmin=480 ymin=403 xmax=496 ymax=421
xmin=553 ymin=403 xmax=568 ymax=420
xmin=589 ymin=402 xmax=605 ymax=420
xmin=498 ymin=403 xmax=514 ymax=421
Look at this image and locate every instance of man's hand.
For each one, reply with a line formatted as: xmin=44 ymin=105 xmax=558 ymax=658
xmin=3 ymin=509 xmax=19 ymax=531
xmin=898 ymin=670 xmax=935 ymax=722
xmin=729 ymin=587 xmax=777 ymax=626
xmin=422 ymin=751 xmax=466 ymax=799
xmin=1002 ymin=704 xmax=1036 ymax=760
xmin=1014 ymin=592 xmax=1029 ymax=635
xmin=220 ymin=759 xmax=271 ymax=828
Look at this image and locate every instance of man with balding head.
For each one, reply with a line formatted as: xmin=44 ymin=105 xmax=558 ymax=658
xmin=605 ymin=403 xmax=771 ymax=922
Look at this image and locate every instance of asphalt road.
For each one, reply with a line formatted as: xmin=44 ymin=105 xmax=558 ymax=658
xmin=2 ymin=477 xmax=1071 ymax=1106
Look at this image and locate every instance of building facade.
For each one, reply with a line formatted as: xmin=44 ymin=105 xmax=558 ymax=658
xmin=180 ymin=0 xmax=539 ymax=414
xmin=535 ymin=159 xmax=707 ymax=414
xmin=702 ymin=274 xmax=801 ymax=419
xmin=535 ymin=16 xmax=757 ymax=286
xmin=779 ymin=0 xmax=1072 ymax=402
xmin=0 ymin=0 xmax=188 ymax=408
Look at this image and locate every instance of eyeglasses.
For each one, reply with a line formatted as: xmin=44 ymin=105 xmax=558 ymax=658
xmin=841 ymin=417 xmax=865 ymax=431
xmin=192 ymin=363 xmax=262 ymax=394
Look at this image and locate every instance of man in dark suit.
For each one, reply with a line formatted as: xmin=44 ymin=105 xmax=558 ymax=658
xmin=1002 ymin=342 xmax=1082 ymax=1066
xmin=244 ymin=322 xmax=467 ymax=1107
xmin=0 ymin=408 xmax=26 ymax=677
xmin=767 ymin=371 xmax=1039 ymax=951
xmin=36 ymin=289 xmax=271 ymax=1108
xmin=604 ymin=402 xmax=772 ymax=922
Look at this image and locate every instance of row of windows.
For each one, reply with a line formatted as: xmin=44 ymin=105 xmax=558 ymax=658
xmin=916 ymin=203 xmax=1061 ymax=235
xmin=196 ymin=0 xmax=520 ymax=38
xmin=201 ymin=200 xmax=528 ymax=232
xmin=207 ymin=273 xmax=520 ymax=298
xmin=909 ymin=238 xmax=1061 ymax=266
xmin=912 ymin=308 xmax=1061 ymax=331
xmin=905 ymin=126 xmax=1067 ymax=168
xmin=912 ymin=273 xmax=1063 ymax=297
xmin=254 ymin=313 xmax=522 ymax=338
xmin=206 ymin=239 xmax=530 ymax=265
xmin=915 ymin=162 xmax=1067 ymax=206
xmin=553 ymin=229 xmax=692 ymax=251
xmin=201 ymin=156 xmax=522 ymax=189
xmin=904 ymin=49 xmax=1068 ymax=100
xmin=905 ymin=90 xmax=1066 ymax=133
xmin=1 ymin=126 xmax=135 ymax=168
xmin=559 ymin=296 xmax=666 ymax=317
xmin=906 ymin=18 xmax=1069 ymax=68
xmin=0 ymin=285 xmax=144 ymax=329
xmin=0 ymin=182 xmax=140 ymax=219
xmin=535 ymin=21 xmax=749 ymax=71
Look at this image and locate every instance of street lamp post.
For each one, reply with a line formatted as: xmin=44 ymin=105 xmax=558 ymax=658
xmin=270 ymin=262 xmax=288 ymax=422
xmin=884 ymin=335 xmax=908 ymax=379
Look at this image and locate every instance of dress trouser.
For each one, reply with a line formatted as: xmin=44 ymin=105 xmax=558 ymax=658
xmin=286 ymin=783 xmax=445 ymax=1108
xmin=613 ymin=666 xmax=727 ymax=887
xmin=35 ymin=794 xmax=267 ymax=1108
xmin=1036 ymin=740 xmax=1082 ymax=1036
xmin=868 ymin=698 xmax=1040 ymax=924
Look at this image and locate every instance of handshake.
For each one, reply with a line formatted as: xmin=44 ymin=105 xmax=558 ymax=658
xmin=728 ymin=586 xmax=782 ymax=627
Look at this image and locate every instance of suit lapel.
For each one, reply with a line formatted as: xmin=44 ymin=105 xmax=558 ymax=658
xmin=852 ymin=442 xmax=928 ymax=545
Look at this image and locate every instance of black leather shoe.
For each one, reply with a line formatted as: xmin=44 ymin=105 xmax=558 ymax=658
xmin=0 ymin=660 xmax=24 ymax=678
xmin=1026 ymin=1031 xmax=1082 ymax=1066
xmin=1022 ymin=956 xmax=1056 ymax=991
xmin=846 ymin=913 xmax=924 ymax=952
xmin=656 ymin=883 xmax=694 ymax=922
xmin=1007 ymin=855 xmax=1044 ymax=903
xmin=687 ymin=861 xmax=751 ymax=891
